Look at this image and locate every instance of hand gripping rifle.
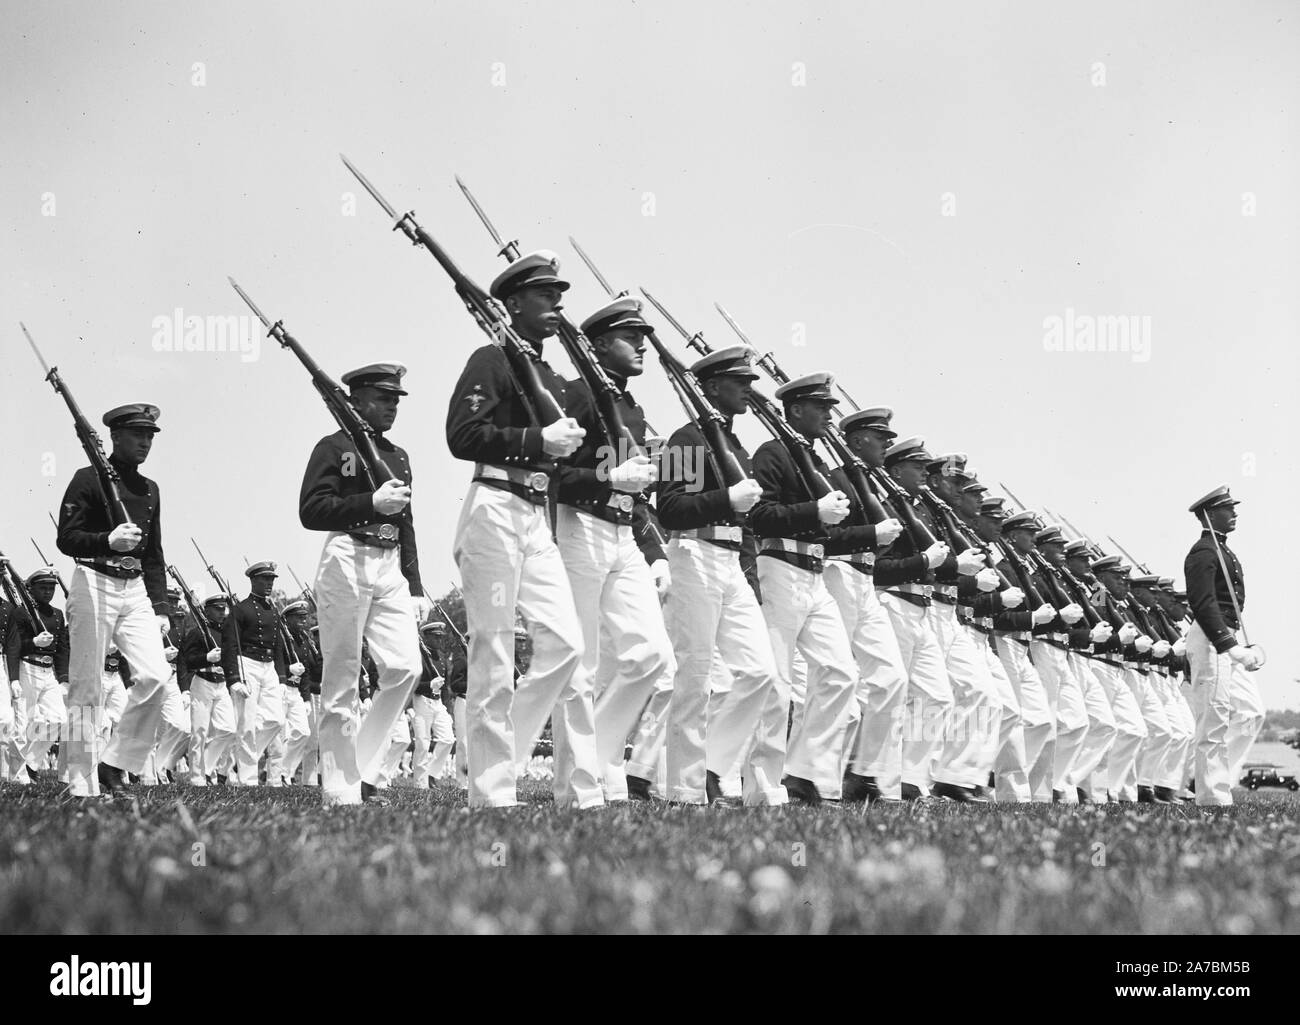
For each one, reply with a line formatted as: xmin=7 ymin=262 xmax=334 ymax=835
xmin=22 ymin=323 xmax=133 ymax=527
xmin=30 ymin=537 xmax=69 ymax=599
xmin=241 ymin=557 xmax=302 ymax=669
xmin=166 ymin=564 xmax=216 ymax=650
xmin=454 ymin=178 xmax=645 ymax=472
xmin=711 ymin=303 xmax=890 ymax=525
xmin=0 ymin=549 xmax=45 ymax=629
xmin=997 ymin=484 xmax=1082 ymax=615
xmin=228 ymin=279 xmax=395 ymax=490
xmin=641 ymin=293 xmax=833 ymax=500
xmin=1106 ymin=533 xmax=1179 ymax=642
xmin=340 ymin=156 xmax=565 ymax=426
xmin=192 ymin=539 xmax=245 ymax=687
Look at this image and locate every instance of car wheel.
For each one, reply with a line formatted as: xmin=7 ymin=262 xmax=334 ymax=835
xmin=1248 ymin=782 xmax=1259 ymax=790
xmin=1289 ymin=782 xmax=1298 ymax=791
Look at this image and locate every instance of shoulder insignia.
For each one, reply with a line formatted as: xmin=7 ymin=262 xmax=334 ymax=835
xmin=464 ymin=384 xmax=486 ymax=414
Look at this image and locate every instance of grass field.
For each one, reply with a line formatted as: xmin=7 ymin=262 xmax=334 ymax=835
xmin=2 ymin=780 xmax=1297 ymax=934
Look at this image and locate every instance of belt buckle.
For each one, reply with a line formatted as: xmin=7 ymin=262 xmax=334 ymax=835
xmin=376 ymin=523 xmax=399 ymax=541
xmin=118 ymin=556 xmax=140 ymax=571
xmin=526 ymin=472 xmax=549 ymax=493
xmin=727 ymin=526 xmax=741 ymax=543
xmin=610 ymin=494 xmax=634 ymax=514
xmin=810 ymin=544 xmax=824 ymax=560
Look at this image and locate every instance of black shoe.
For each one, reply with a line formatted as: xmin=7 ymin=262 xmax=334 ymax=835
xmin=842 ymin=772 xmax=883 ymax=804
xmin=1153 ymin=785 xmax=1177 ymax=804
xmin=98 ymin=762 xmax=128 ymax=796
xmin=626 ymin=774 xmax=653 ymax=802
xmin=988 ymin=771 xmax=996 ymax=789
xmin=163 ymin=769 xmax=175 ymax=784
xmin=127 ymin=772 xmax=141 ymax=785
xmin=974 ymin=784 xmax=996 ymax=803
xmin=901 ymin=782 xmax=926 ymax=801
xmin=1076 ymin=786 xmax=1094 ymax=804
xmin=1137 ymin=784 xmax=1155 ymax=803
xmin=360 ymin=781 xmax=390 ymax=806
xmin=782 ymin=774 xmax=822 ymax=806
xmin=216 ymin=773 xmax=229 ymax=786
xmin=258 ymin=770 xmax=268 ymax=785
xmin=932 ymin=781 xmax=985 ymax=804
xmin=705 ymin=770 xmax=742 ymax=808
xmin=1052 ymin=788 xmax=1066 ymax=803
xmin=24 ymin=764 xmax=54 ymax=784
xmin=1187 ymin=779 xmax=1196 ymax=794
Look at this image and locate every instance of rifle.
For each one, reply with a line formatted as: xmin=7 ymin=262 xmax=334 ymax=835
xmin=454 ymin=178 xmax=646 ymax=476
xmin=166 ymin=564 xmax=216 ymax=650
xmin=228 ymin=279 xmax=395 ymax=490
xmin=997 ymin=484 xmax=1079 ymax=612
xmin=29 ymin=538 xmax=69 ymax=598
xmin=712 ymin=304 xmax=889 ymax=524
xmin=191 ymin=538 xmax=245 ymax=686
xmin=642 ymin=294 xmax=834 ymax=500
xmin=340 ymin=155 xmax=565 ymax=426
xmin=816 ymin=381 xmax=940 ymax=550
xmin=0 ymin=550 xmax=45 ymax=629
xmin=287 ymin=564 xmax=317 ymax=612
xmin=241 ymin=555 xmax=302 ymax=669
xmin=1107 ymin=534 xmax=1195 ymax=648
xmin=22 ymin=323 xmax=132 ymax=526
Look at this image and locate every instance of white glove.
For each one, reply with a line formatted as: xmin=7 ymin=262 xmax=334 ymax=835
xmin=1152 ymin=639 xmax=1171 ymax=659
xmin=1031 ymin=603 xmax=1056 ymax=626
xmin=1135 ymin=634 xmax=1154 ymax=654
xmin=974 ymin=568 xmax=1000 ymax=592
xmin=108 ymin=643 xmax=119 ymax=656
xmin=107 ymin=523 xmax=142 ymax=552
xmin=289 ymin=662 xmax=306 ymax=678
xmin=1228 ymin=645 xmax=1260 ymax=670
xmin=1089 ymin=622 xmax=1114 ymax=644
xmin=923 ymin=542 xmax=950 ymax=569
xmin=33 ymin=630 xmax=54 ymax=649
xmin=1000 ymin=586 xmax=1025 ymax=610
xmin=816 ymin=490 xmax=851 ymax=526
xmin=728 ymin=478 xmax=762 ymax=514
xmin=206 ymin=647 xmax=222 ymax=664
xmin=1059 ymin=603 xmax=1084 ymax=625
xmin=1118 ymin=623 xmax=1139 ymax=645
xmin=873 ymin=517 xmax=904 ymax=547
xmin=956 ymin=550 xmax=985 ymax=576
xmin=164 ymin=645 xmax=178 ymax=663
xmin=156 ymin=615 xmax=171 ymax=636
xmin=372 ymin=478 xmax=412 ymax=515
xmin=11 ymin=681 xmax=22 ymax=701
xmin=1172 ymin=638 xmax=1186 ymax=657
xmin=609 ymin=455 xmax=656 ymax=493
xmin=541 ymin=417 xmax=586 ymax=457
xmin=230 ymin=681 xmax=251 ymax=699
xmin=412 ymin=594 xmax=433 ymax=622
xmin=650 ymin=560 xmax=671 ymax=598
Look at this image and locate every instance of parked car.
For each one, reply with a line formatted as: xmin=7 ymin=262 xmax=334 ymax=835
xmin=1239 ymin=765 xmax=1300 ymax=790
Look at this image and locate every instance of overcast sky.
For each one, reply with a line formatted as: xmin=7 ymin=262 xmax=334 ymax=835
xmin=3 ymin=0 xmax=1296 ymax=708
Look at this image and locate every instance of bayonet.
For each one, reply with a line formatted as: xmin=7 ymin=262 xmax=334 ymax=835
xmin=454 ymin=174 xmax=518 ymax=259
xmin=568 ymin=236 xmax=618 ymax=297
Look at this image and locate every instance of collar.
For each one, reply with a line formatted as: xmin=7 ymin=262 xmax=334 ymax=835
xmin=108 ymin=453 xmax=142 ymax=479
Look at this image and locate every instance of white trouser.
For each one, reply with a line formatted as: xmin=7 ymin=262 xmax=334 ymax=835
xmin=980 ymin=632 xmax=1029 ymax=801
xmin=825 ymin=563 xmax=907 ymax=799
xmin=453 ymin=696 xmax=468 ymax=783
xmin=750 ymin=557 xmax=856 ymax=800
xmin=410 ymin=693 xmax=455 ymax=785
xmin=231 ymin=657 xmax=281 ymax=785
xmin=271 ymin=690 xmax=313 ymax=783
xmin=19 ymin=662 xmax=65 ymax=769
xmin=880 ymin=592 xmax=952 ymax=793
xmin=373 ymin=712 xmax=412 ymax=788
xmin=61 ymin=567 xmax=171 ymax=795
xmin=453 ymin=483 xmax=595 ymax=809
xmin=1188 ymin=622 xmax=1264 ymax=806
xmin=1032 ymin=639 xmax=1089 ymax=799
xmin=995 ymin=634 xmax=1053 ymax=801
xmin=300 ymin=695 xmax=322 ymax=784
xmin=1151 ymin=671 xmax=1194 ymax=790
xmin=1092 ymin=659 xmax=1146 ymax=799
xmin=1067 ymin=653 xmax=1117 ymax=793
xmin=188 ymin=676 xmax=236 ymax=781
xmin=153 ymin=673 xmax=191 ymax=772
xmin=0 ymin=662 xmax=17 ymax=776
xmin=317 ymin=532 xmax=421 ymax=806
xmin=930 ymin=602 xmax=999 ymax=789
xmin=663 ymin=537 xmax=778 ymax=805
xmin=626 ymin=661 xmax=672 ymax=786
xmin=1130 ymin=668 xmax=1173 ymax=788
xmin=557 ymin=506 xmax=673 ymax=801
xmin=102 ymin=671 xmax=127 ymax=736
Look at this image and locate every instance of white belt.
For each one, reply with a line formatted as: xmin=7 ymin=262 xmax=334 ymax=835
xmin=830 ymin=552 xmax=875 ymax=568
xmin=676 ymin=526 xmax=742 ymax=544
xmin=474 ymin=463 xmax=550 ymax=492
xmin=761 ymin=538 xmax=824 ymax=560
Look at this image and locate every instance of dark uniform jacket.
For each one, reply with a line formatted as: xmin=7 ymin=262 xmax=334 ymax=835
xmin=104 ymin=648 xmax=132 ymax=686
xmin=1184 ymin=530 xmax=1244 ymax=654
xmin=288 ymin=624 xmax=320 ymax=699
xmin=181 ymin=616 xmax=225 ymax=687
xmin=875 ymin=493 xmax=957 ymax=590
xmin=446 ymin=342 xmax=570 ymax=471
xmin=221 ymin=594 xmax=288 ymax=684
xmin=165 ymin=619 xmax=190 ymax=691
xmin=17 ymin=601 xmax=70 ymax=683
xmin=1 ymin=597 xmax=21 ymax=685
xmin=656 ymin=416 xmax=761 ymax=597
xmin=57 ymin=455 xmax=169 ymax=614
xmin=299 ymin=430 xmax=423 ymax=597
xmin=557 ymin=372 xmax=665 ymax=564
